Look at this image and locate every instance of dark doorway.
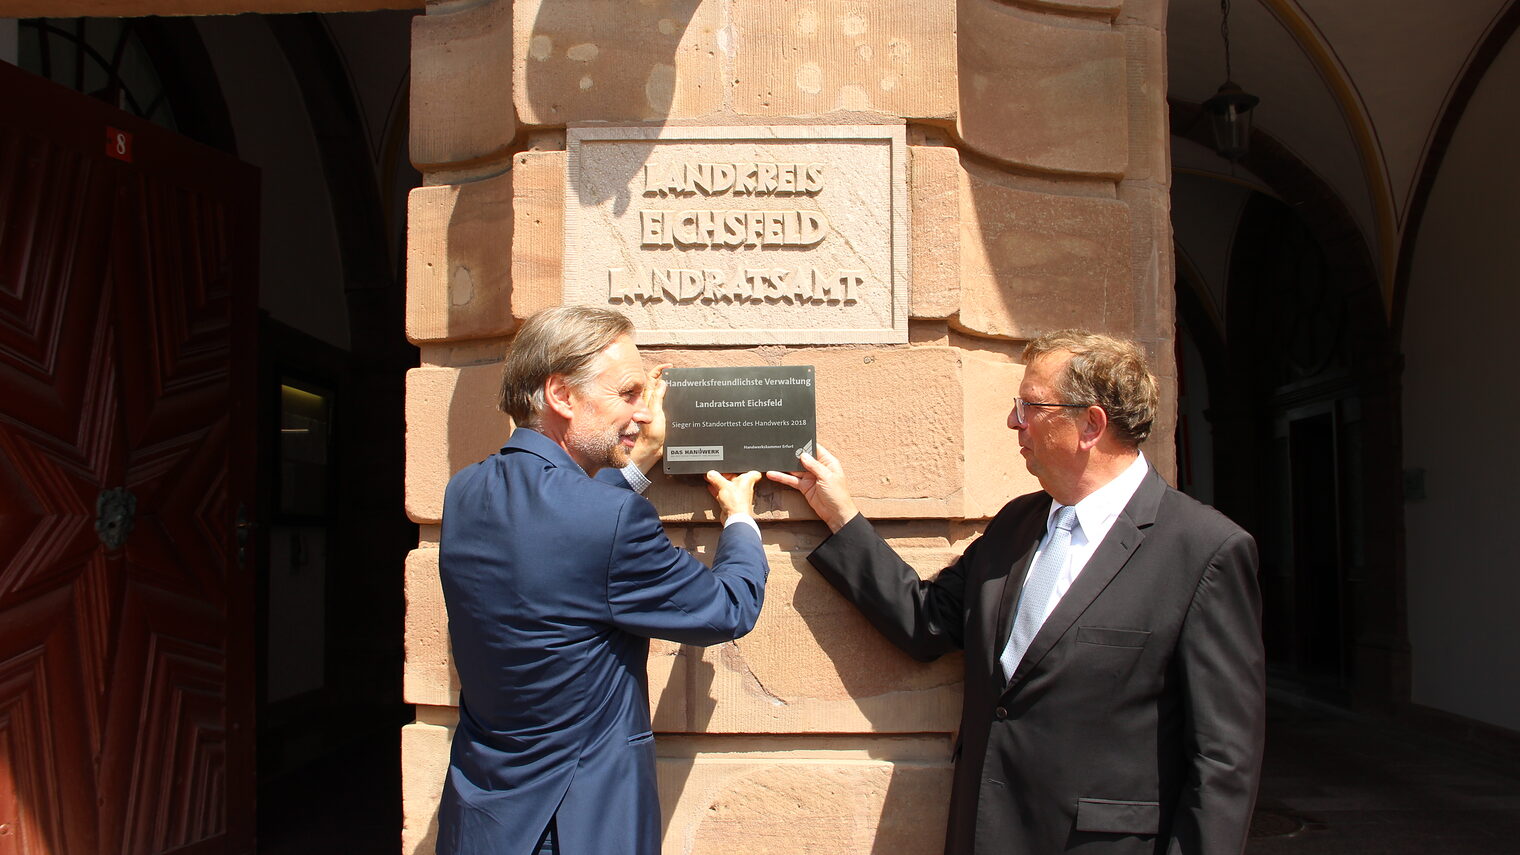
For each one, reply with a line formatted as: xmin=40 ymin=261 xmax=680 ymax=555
xmin=1284 ymin=408 xmax=1346 ymax=685
xmin=1176 ymin=188 xmax=1403 ymax=708
xmin=7 ymin=10 xmax=418 ymax=851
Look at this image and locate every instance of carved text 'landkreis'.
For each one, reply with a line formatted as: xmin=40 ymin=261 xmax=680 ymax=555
xmin=610 ymin=160 xmax=857 ymax=305
xmin=566 ymin=126 xmax=905 ymax=344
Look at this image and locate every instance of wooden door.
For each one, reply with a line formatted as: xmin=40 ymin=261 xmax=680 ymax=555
xmin=0 ymin=62 xmax=258 ymax=854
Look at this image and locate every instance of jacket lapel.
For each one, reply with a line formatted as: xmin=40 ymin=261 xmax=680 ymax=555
xmin=1003 ymin=467 xmax=1167 ymax=692
xmin=986 ymin=504 xmax=1051 ymax=679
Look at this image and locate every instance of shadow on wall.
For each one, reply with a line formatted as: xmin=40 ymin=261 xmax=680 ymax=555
xmin=643 ymin=530 xmax=958 ymax=853
xmin=653 ymin=641 xmax=714 ymax=843
xmin=954 ymin=0 xmax=1137 ymax=342
xmin=522 ymin=0 xmax=702 ymax=214
xmin=792 ymin=540 xmax=961 ymax=855
xmin=651 ymin=620 xmax=952 ymax=854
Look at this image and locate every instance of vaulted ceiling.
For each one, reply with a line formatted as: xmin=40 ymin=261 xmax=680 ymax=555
xmin=1167 ymin=0 xmax=1517 ymax=316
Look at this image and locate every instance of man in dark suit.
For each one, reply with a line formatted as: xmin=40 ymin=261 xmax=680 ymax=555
xmin=437 ymin=306 xmax=768 ymax=855
xmin=769 ymin=330 xmax=1264 ymax=854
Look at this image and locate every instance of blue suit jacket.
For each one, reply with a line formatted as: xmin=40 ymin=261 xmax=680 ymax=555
xmin=436 ymin=428 xmax=767 ymax=855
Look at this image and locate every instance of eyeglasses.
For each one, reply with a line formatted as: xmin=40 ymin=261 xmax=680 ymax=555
xmin=1011 ymin=397 xmax=1088 ymax=426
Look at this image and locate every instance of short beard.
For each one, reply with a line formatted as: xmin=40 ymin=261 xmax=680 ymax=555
xmin=567 ymin=422 xmax=636 ymax=472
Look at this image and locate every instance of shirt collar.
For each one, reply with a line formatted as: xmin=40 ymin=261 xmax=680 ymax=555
xmin=1047 ymin=452 xmax=1149 ymax=537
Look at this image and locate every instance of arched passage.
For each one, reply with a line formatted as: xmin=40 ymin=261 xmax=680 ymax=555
xmin=1171 ymin=109 xmax=1407 ymax=709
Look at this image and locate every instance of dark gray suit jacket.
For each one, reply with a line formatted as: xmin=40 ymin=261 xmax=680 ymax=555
xmin=810 ymin=467 xmax=1264 ymax=854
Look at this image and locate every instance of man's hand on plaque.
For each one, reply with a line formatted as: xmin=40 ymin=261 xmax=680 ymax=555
xmin=706 ymin=470 xmax=762 ymax=521
xmin=767 ymin=445 xmax=859 ymax=533
xmin=630 ymin=363 xmax=673 ymax=474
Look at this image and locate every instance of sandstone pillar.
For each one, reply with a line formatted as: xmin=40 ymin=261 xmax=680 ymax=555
xmin=402 ymin=1 xmax=1172 ymax=851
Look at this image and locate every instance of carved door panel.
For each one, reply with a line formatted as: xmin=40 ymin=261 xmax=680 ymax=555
xmin=0 ymin=64 xmax=257 ymax=854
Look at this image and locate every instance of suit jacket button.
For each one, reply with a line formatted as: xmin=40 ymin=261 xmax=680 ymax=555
xmin=994 ymin=706 xmax=1008 ymax=719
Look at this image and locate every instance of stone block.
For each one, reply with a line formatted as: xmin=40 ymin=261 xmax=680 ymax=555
xmin=648 ymin=639 xmax=689 ymax=732
xmin=1118 ymin=0 xmax=1168 ymax=30
xmin=958 ymin=165 xmax=1132 ymax=339
xmin=1124 ymin=23 xmax=1169 ymax=183
xmin=411 ymin=0 xmax=516 ymax=171
xmin=401 ymin=716 xmax=452 ymax=855
xmin=513 ymin=0 xmax=723 ymax=126
xmin=910 ymin=144 xmax=961 ymax=319
xmin=1145 ymin=371 xmax=1179 ymax=485
xmin=404 ymin=548 xmax=457 ymax=707
xmin=961 ymin=353 xmax=1043 ymax=517
xmin=406 ymin=174 xmax=515 ymax=344
xmin=635 ymin=346 xmax=969 ymax=521
xmin=399 ymin=151 xmax=565 ymax=340
xmin=400 ymin=722 xmax=953 ymax=855
xmin=729 ymin=0 xmax=956 ymax=119
xmin=1119 ymin=179 xmax=1172 ymax=343
xmin=511 ymin=150 xmax=567 ymax=319
xmin=957 ymin=0 xmax=1127 ymax=176
xmin=405 ymin=365 xmax=513 ymax=524
xmin=788 ymin=347 xmax=965 ymax=519
xmin=1022 ymin=0 xmax=1122 ymax=14
xmin=419 ymin=339 xmax=509 ymax=372
xmin=681 ymin=544 xmax=963 ymax=733
xmin=660 ymin=746 xmax=953 ymax=855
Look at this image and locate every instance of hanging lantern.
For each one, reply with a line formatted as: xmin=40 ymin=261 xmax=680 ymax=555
xmin=1204 ymin=80 xmax=1259 ymax=161
xmin=1205 ymin=0 xmax=1260 ymax=161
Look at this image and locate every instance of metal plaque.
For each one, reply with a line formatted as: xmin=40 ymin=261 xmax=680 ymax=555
xmin=662 ymin=366 xmax=816 ymax=475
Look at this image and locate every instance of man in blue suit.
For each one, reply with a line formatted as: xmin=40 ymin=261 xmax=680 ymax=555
xmin=437 ymin=306 xmax=768 ymax=855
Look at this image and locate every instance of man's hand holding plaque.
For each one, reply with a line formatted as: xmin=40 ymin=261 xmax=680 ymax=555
xmin=705 ymin=470 xmax=763 ymax=523
xmin=765 ymin=445 xmax=858 ymax=533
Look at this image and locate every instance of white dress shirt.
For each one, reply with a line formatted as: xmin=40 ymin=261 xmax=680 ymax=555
xmin=1021 ymin=453 xmax=1149 ymax=628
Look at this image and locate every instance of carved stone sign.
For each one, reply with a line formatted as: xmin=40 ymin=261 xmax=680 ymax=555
xmin=565 ymin=125 xmax=908 ymax=345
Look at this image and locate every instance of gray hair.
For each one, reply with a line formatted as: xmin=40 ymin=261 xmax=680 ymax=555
xmin=1023 ymin=330 xmax=1159 ymax=446
xmin=498 ymin=306 xmax=634 ymax=426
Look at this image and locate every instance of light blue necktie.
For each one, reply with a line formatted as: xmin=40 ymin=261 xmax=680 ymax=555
xmin=1000 ymin=505 xmax=1079 ymax=682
